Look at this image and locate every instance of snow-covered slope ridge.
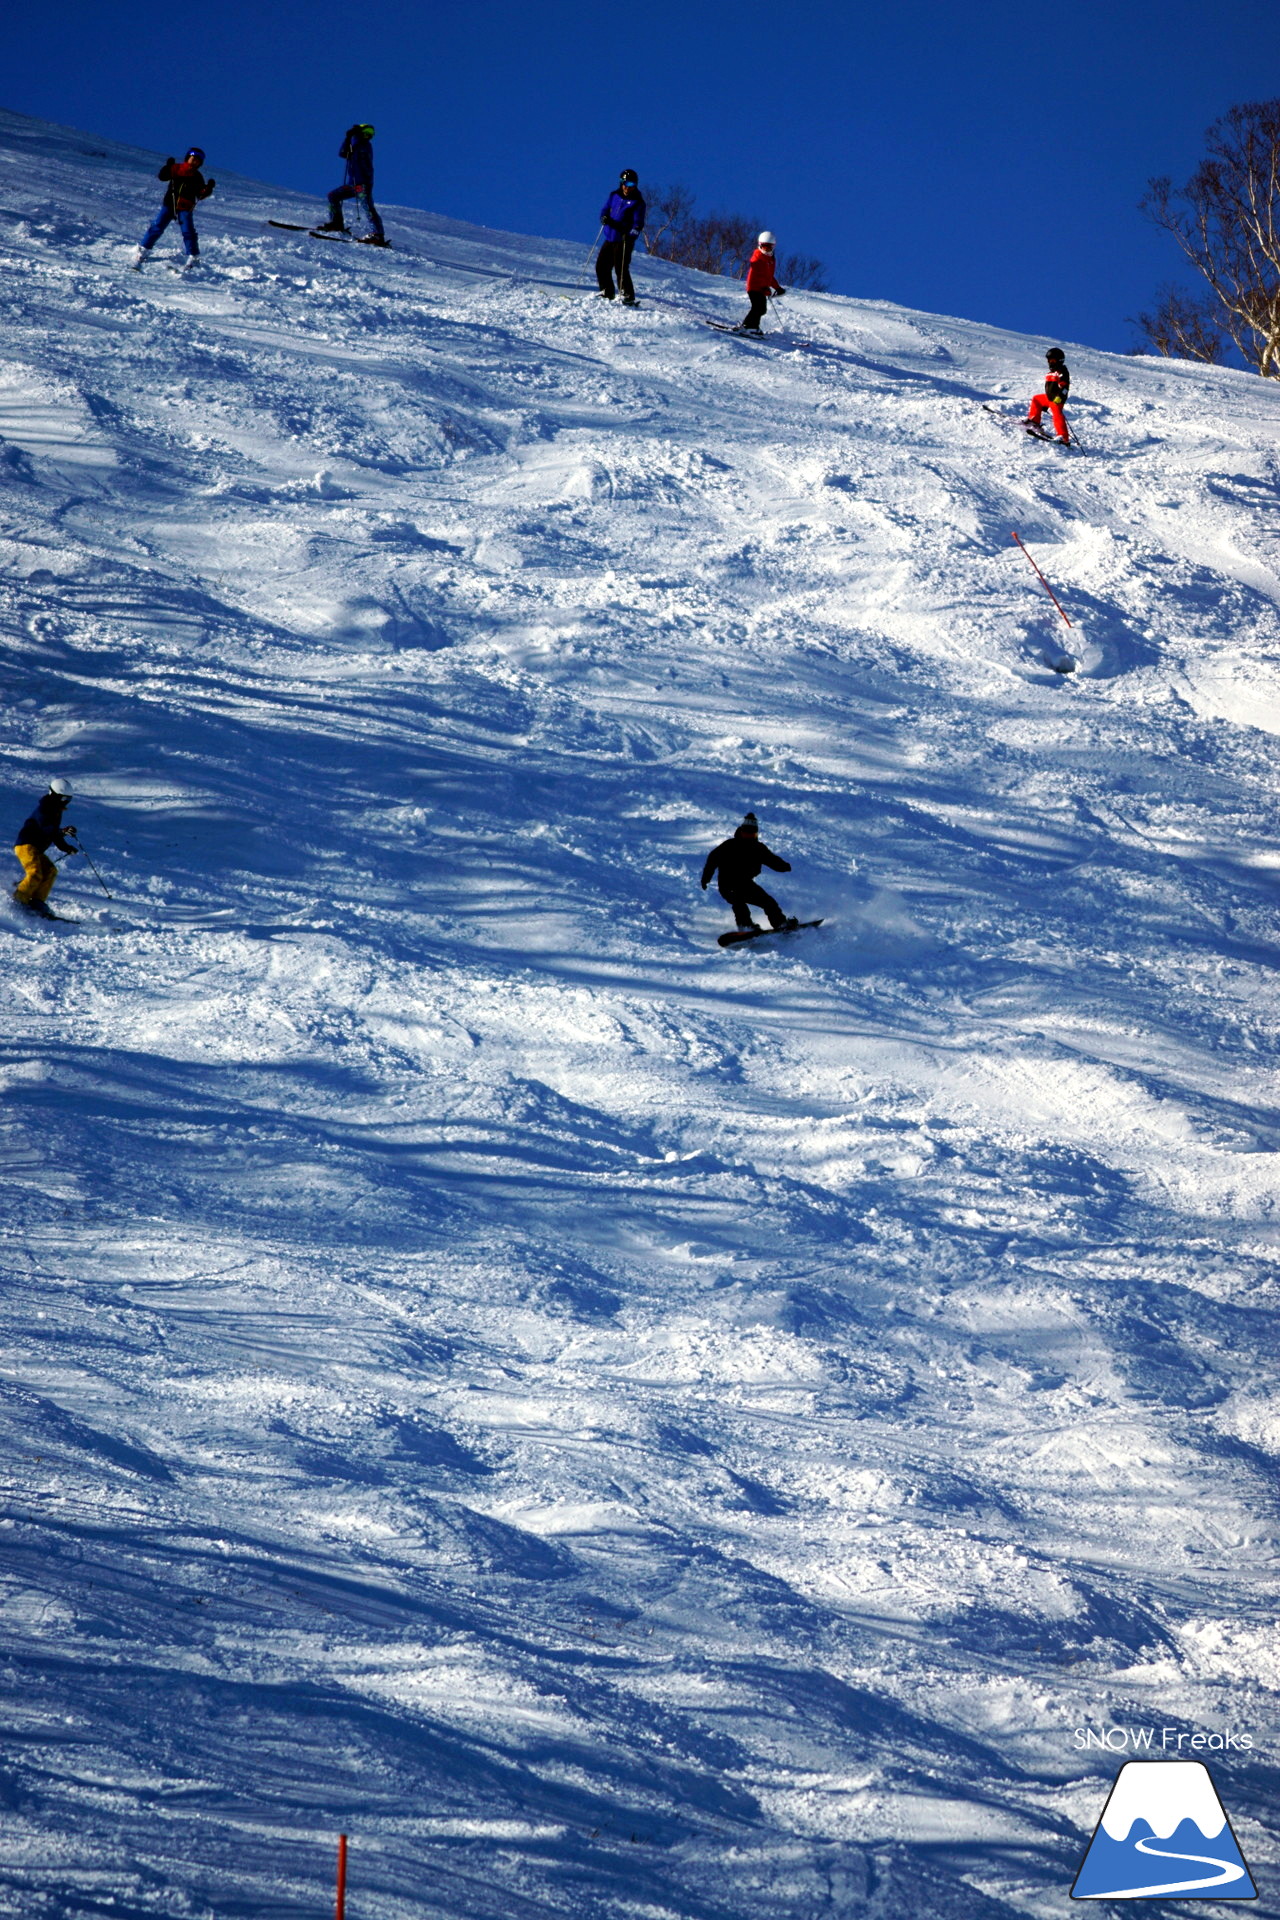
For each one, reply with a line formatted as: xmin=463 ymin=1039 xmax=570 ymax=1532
xmin=1 ymin=107 xmax=1279 ymax=1919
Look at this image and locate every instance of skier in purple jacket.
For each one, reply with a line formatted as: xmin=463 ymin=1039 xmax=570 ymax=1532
xmin=596 ymin=170 xmax=646 ymax=304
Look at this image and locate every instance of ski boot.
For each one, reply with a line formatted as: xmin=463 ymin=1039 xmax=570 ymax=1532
xmin=131 ymin=246 xmax=147 ymax=270
xmin=312 ymin=220 xmax=346 ymax=235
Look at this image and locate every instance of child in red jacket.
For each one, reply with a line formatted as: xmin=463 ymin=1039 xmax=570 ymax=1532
xmin=133 ymin=149 xmax=216 ymax=269
xmin=741 ymin=232 xmax=785 ymax=333
xmin=1027 ymin=348 xmax=1071 ymax=444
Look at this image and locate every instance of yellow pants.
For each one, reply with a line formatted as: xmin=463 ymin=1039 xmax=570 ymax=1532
xmin=14 ymin=843 xmax=56 ymax=906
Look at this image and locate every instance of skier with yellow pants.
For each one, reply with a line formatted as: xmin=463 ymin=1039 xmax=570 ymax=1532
xmin=13 ymin=777 xmax=78 ymax=917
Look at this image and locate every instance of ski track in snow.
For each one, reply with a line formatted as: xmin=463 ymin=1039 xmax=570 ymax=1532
xmin=1 ymin=110 xmax=1279 ymax=1918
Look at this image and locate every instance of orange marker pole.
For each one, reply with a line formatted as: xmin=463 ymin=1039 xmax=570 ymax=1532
xmin=335 ymin=1834 xmax=348 ymax=1920
xmin=1011 ymin=529 xmax=1073 ymax=628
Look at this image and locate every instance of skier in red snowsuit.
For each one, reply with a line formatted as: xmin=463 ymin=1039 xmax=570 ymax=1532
xmin=1027 ymin=348 xmax=1071 ymax=444
xmin=741 ymin=232 xmax=785 ymax=333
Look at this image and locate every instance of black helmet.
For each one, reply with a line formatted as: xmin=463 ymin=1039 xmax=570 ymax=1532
xmin=620 ymin=168 xmax=638 ymax=184
xmin=1046 ymin=346 xmax=1066 ymax=363
xmin=186 ymin=146 xmax=206 ymax=164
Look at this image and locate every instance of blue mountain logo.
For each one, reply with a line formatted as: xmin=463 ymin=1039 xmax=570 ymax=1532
xmin=1072 ymin=1761 xmax=1256 ymax=1900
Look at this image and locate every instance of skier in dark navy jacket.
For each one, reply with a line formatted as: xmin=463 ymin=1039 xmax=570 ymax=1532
xmin=701 ymin=812 xmax=797 ymax=932
xmin=314 ymin=124 xmax=388 ymax=244
xmin=12 ymin=777 xmax=78 ymax=916
xmin=596 ymin=170 xmax=646 ymax=304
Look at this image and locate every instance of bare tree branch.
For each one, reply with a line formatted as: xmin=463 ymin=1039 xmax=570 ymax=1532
xmin=778 ymin=253 xmax=829 ymax=293
xmin=644 ymin=184 xmax=828 ymax=291
xmin=1140 ymin=99 xmax=1280 ymax=376
xmin=1128 ymin=284 xmax=1226 ymax=362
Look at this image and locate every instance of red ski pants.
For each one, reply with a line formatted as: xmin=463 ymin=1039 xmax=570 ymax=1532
xmin=1028 ymin=393 xmax=1068 ymax=439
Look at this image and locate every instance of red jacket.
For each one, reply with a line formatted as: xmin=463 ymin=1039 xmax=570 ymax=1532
xmin=159 ymin=158 xmax=215 ymax=212
xmin=745 ymin=247 xmax=780 ymax=294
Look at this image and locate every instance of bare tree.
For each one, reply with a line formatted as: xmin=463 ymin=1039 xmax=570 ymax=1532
xmin=778 ymin=252 xmax=829 ymax=293
xmin=644 ymin=184 xmax=828 ymax=291
xmin=644 ymin=182 xmax=697 ymax=259
xmin=1140 ymin=98 xmax=1280 ymax=377
xmin=1130 ymin=284 xmax=1226 ymax=363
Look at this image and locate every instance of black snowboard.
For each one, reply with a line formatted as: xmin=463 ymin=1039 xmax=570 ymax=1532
xmin=718 ymin=918 xmax=824 ymax=949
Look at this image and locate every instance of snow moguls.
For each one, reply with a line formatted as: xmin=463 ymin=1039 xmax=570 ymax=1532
xmin=3 ymin=104 xmax=1280 ymax=1920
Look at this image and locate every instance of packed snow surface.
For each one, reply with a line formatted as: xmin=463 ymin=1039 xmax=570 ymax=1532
xmin=1 ymin=109 xmax=1278 ymax=1918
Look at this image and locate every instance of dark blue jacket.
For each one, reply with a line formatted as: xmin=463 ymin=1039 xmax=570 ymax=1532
xmin=341 ymin=129 xmax=375 ymax=191
xmin=600 ymin=188 xmax=645 ymax=240
xmin=16 ymin=793 xmax=74 ymax=854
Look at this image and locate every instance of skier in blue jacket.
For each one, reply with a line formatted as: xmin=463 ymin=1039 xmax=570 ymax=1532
xmin=314 ymin=124 xmax=388 ymax=245
xmin=596 ymin=170 xmax=645 ymax=304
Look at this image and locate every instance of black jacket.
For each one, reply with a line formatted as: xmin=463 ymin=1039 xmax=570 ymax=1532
xmin=1044 ymin=360 xmax=1070 ymax=405
xmin=16 ymin=793 xmax=74 ymax=854
xmin=702 ymin=833 xmax=790 ymax=892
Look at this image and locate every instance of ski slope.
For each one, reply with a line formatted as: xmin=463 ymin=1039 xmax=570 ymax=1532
xmin=1 ymin=108 xmax=1279 ymax=1918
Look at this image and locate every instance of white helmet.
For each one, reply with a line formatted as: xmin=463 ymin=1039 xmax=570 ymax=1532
xmin=48 ymin=777 xmax=73 ymax=798
xmin=758 ymin=231 xmax=776 ymax=246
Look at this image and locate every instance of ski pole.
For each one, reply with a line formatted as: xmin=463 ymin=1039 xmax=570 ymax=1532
xmin=335 ymin=1833 xmax=348 ymax=1920
xmin=67 ymin=830 xmax=112 ymax=898
xmin=1011 ymin=530 xmax=1072 ymax=628
xmin=581 ymin=225 xmax=603 ymax=284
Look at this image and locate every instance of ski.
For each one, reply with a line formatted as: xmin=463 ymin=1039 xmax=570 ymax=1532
xmin=982 ymin=404 xmax=1077 ymax=449
xmin=704 ymin=321 xmax=811 ymax=348
xmin=718 ymin=918 xmax=825 ymax=949
xmin=267 ymin=221 xmax=391 ymax=248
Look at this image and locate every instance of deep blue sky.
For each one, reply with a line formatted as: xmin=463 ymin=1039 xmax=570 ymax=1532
xmin=8 ymin=0 xmax=1278 ymax=352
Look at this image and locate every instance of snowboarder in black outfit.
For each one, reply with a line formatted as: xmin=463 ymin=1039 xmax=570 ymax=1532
xmin=701 ymin=811 xmax=797 ymax=932
xmin=596 ymin=170 xmax=645 ymax=304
